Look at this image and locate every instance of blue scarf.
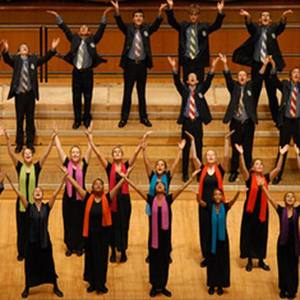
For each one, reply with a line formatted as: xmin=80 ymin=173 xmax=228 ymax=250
xmin=211 ymin=203 xmax=226 ymax=254
xmin=146 ymin=173 xmax=169 ymax=216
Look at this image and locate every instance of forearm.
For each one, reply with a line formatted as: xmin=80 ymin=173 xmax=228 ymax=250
xmin=123 ymin=177 xmax=147 ymax=200
xmin=142 ymin=149 xmax=152 ymax=177
xmin=55 ymin=136 xmax=66 ymax=163
xmin=128 ymin=144 xmax=142 ymax=166
xmin=66 ymin=174 xmax=86 ymax=198
xmin=239 ymin=154 xmax=249 ymax=180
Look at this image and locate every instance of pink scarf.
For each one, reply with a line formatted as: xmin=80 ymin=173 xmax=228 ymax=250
xmin=109 ymin=162 xmax=129 ymax=212
xmin=151 ymin=196 xmax=169 ymax=249
xmin=66 ymin=160 xmax=83 ymax=200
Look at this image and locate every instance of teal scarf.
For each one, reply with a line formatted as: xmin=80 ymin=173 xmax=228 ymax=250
xmin=211 ymin=203 xmax=226 ymax=254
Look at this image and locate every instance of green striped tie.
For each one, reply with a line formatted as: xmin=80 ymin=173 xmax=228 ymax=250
xmin=189 ymin=26 xmax=197 ymax=60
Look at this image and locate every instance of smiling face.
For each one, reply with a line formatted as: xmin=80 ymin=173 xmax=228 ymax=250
xmin=112 ymin=146 xmax=123 ymax=161
xmin=23 ymin=148 xmax=33 ymax=164
xmin=155 ymin=182 xmax=166 ymax=194
xmin=186 ymin=72 xmax=199 ymax=87
xmin=213 ymin=189 xmax=223 ymax=204
xmin=79 ymin=24 xmax=89 ymax=36
xmin=238 ymin=70 xmax=248 ymax=85
xmin=290 ymin=68 xmax=300 ymax=83
xmin=155 ymin=160 xmax=167 ymax=175
xmin=18 ymin=43 xmax=29 ymax=56
xmin=260 ymin=11 xmax=271 ymax=26
xmin=70 ymin=146 xmax=81 ymax=163
xmin=33 ymin=187 xmax=43 ymax=201
xmin=133 ymin=11 xmax=144 ymax=27
xmin=251 ymin=159 xmax=264 ymax=173
xmin=284 ymin=192 xmax=296 ymax=207
xmin=92 ymin=178 xmax=104 ymax=194
xmin=205 ymin=150 xmax=217 ymax=164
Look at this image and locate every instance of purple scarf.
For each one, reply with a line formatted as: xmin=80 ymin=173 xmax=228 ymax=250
xmin=151 ymin=196 xmax=169 ymax=249
xmin=280 ymin=207 xmax=300 ymax=256
xmin=66 ymin=160 xmax=83 ymax=200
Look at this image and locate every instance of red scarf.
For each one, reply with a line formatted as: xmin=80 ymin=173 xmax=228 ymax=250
xmin=247 ymin=174 xmax=268 ymax=222
xmin=198 ymin=164 xmax=224 ymax=200
xmin=109 ymin=162 xmax=129 ymax=212
xmin=83 ymin=193 xmax=112 ymax=237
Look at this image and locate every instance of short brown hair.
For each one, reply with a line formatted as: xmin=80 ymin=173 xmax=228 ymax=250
xmin=188 ymin=4 xmax=200 ymax=15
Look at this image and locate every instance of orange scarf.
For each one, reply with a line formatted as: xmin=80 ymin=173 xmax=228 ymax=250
xmin=247 ymin=174 xmax=268 ymax=222
xmin=198 ymin=164 xmax=224 ymax=200
xmin=83 ymin=193 xmax=112 ymax=237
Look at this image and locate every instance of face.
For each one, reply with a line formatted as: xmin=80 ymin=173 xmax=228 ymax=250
xmin=70 ymin=146 xmax=81 ymax=163
xmin=238 ymin=71 xmax=248 ymax=85
xmin=33 ymin=187 xmax=43 ymax=201
xmin=19 ymin=43 xmax=29 ymax=56
xmin=189 ymin=12 xmax=199 ymax=24
xmin=155 ymin=182 xmax=166 ymax=194
xmin=206 ymin=150 xmax=217 ymax=164
xmin=155 ymin=160 xmax=167 ymax=175
xmin=290 ymin=68 xmax=300 ymax=83
xmin=79 ymin=25 xmax=89 ymax=36
xmin=23 ymin=148 xmax=33 ymax=164
xmin=186 ymin=73 xmax=199 ymax=86
xmin=260 ymin=12 xmax=271 ymax=26
xmin=284 ymin=192 xmax=296 ymax=207
xmin=133 ymin=12 xmax=144 ymax=27
xmin=92 ymin=179 xmax=104 ymax=194
xmin=252 ymin=159 xmax=264 ymax=173
xmin=213 ymin=189 xmax=223 ymax=204
xmin=112 ymin=147 xmax=123 ymax=161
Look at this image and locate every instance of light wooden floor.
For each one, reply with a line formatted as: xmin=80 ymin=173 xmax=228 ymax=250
xmin=0 ymin=191 xmax=297 ymax=300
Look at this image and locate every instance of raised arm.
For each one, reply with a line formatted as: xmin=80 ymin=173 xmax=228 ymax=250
xmin=275 ymin=10 xmax=292 ymax=36
xmin=111 ymin=166 xmax=134 ymax=199
xmin=121 ymin=175 xmax=147 ymax=200
xmin=141 ymin=131 xmax=153 ymax=177
xmin=185 ymin=131 xmax=201 ymax=169
xmin=221 ymin=130 xmax=234 ymax=172
xmin=128 ymin=139 xmax=143 ymax=167
xmin=165 ymin=0 xmax=181 ymax=31
xmin=260 ymin=181 xmax=278 ymax=210
xmin=148 ymin=3 xmax=166 ymax=35
xmin=5 ymin=175 xmax=28 ymax=209
xmin=2 ymin=129 xmax=18 ymax=167
xmin=83 ymin=124 xmax=93 ymax=164
xmin=1 ymin=40 xmax=15 ymax=67
xmin=240 ymin=9 xmax=256 ymax=36
xmin=219 ymin=53 xmax=234 ymax=93
xmin=111 ymin=1 xmax=127 ymax=35
xmin=294 ymin=145 xmax=300 ymax=171
xmin=270 ymin=145 xmax=289 ymax=180
xmin=39 ymin=130 xmax=57 ymax=168
xmin=235 ymin=144 xmax=249 ymax=181
xmin=54 ymin=133 xmax=67 ymax=164
xmin=169 ymin=139 xmax=186 ymax=176
xmin=85 ymin=131 xmax=108 ymax=169
xmin=227 ymin=190 xmax=240 ymax=209
xmin=168 ymin=57 xmax=184 ymax=94
xmin=200 ymin=57 xmax=219 ymax=94
xmin=206 ymin=0 xmax=225 ymax=34
xmin=93 ymin=7 xmax=112 ymax=44
xmin=36 ymin=38 xmax=59 ymax=66
xmin=172 ymin=169 xmax=200 ymax=201
xmin=48 ymin=175 xmax=66 ymax=209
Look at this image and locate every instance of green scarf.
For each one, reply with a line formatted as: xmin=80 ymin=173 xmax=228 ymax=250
xmin=19 ymin=164 xmax=36 ymax=212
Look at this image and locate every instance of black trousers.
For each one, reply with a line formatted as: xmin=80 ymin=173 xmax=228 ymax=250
xmin=251 ymin=62 xmax=279 ymax=124
xmin=274 ymin=117 xmax=300 ymax=178
xmin=15 ymin=90 xmax=35 ymax=147
xmin=229 ymin=118 xmax=255 ymax=174
xmin=121 ymin=59 xmax=148 ymax=121
xmin=16 ymin=199 xmax=28 ymax=258
xmin=72 ymin=68 xmax=94 ymax=124
xmin=182 ymin=57 xmax=205 ymax=83
xmin=181 ymin=118 xmax=203 ymax=177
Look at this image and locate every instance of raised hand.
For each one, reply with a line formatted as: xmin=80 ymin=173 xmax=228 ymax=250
xmin=159 ymin=3 xmax=168 ymax=15
xmin=218 ymin=53 xmax=227 ymax=64
xmin=282 ymin=9 xmax=293 ymax=17
xmin=192 ymin=169 xmax=201 ymax=177
xmin=211 ymin=57 xmax=220 ymax=69
xmin=166 ymin=0 xmax=174 ymax=9
xmin=279 ymin=144 xmax=289 ymax=155
xmin=240 ymin=9 xmax=250 ymax=17
xmin=269 ymin=55 xmax=276 ymax=68
xmin=225 ymin=130 xmax=235 ymax=140
xmin=178 ymin=139 xmax=186 ymax=150
xmin=217 ymin=0 xmax=224 ymax=13
xmin=103 ymin=7 xmax=113 ymax=16
xmin=51 ymin=37 xmax=60 ymax=50
xmin=294 ymin=144 xmax=300 ymax=155
xmin=235 ymin=144 xmax=244 ymax=154
xmin=2 ymin=39 xmax=8 ymax=52
xmin=58 ymin=165 xmax=68 ymax=176
xmin=167 ymin=56 xmax=176 ymax=69
xmin=110 ymin=0 xmax=119 ymax=14
xmin=143 ymin=130 xmax=152 ymax=142
xmin=46 ymin=10 xmax=59 ymax=17
xmin=51 ymin=128 xmax=58 ymax=140
xmin=184 ymin=130 xmax=194 ymax=141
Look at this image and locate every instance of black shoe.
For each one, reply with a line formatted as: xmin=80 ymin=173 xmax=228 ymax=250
xmin=150 ymin=287 xmax=157 ymax=297
xmin=17 ymin=254 xmax=24 ymax=262
xmin=145 ymin=255 xmax=150 ymax=263
xmin=229 ymin=172 xmax=238 ymax=182
xmin=87 ymin=285 xmax=95 ymax=293
xmin=140 ymin=118 xmax=152 ymax=127
xmin=217 ymin=287 xmax=223 ymax=296
xmin=287 ymin=293 xmax=296 ymax=299
xmin=21 ymin=288 xmax=29 ymax=298
xmin=27 ymin=145 xmax=35 ymax=154
xmin=118 ymin=119 xmax=127 ymax=128
xmin=279 ymin=291 xmax=287 ymax=298
xmin=161 ymin=288 xmax=172 ymax=297
xmin=72 ymin=122 xmax=81 ymax=129
xmin=75 ymin=250 xmax=83 ymax=257
xmin=208 ymin=287 xmax=215 ymax=295
xmin=258 ymin=260 xmax=270 ymax=271
xmin=182 ymin=174 xmax=189 ymax=182
xmin=53 ymin=286 xmax=64 ymax=297
xmin=120 ymin=251 xmax=127 ymax=263
xmin=97 ymin=286 xmax=108 ymax=294
xmin=65 ymin=249 xmax=72 ymax=257
xmin=83 ymin=119 xmax=91 ymax=129
xmin=110 ymin=252 xmax=116 ymax=263
xmin=245 ymin=260 xmax=253 ymax=272
xmin=200 ymin=258 xmax=208 ymax=268
xmin=15 ymin=145 xmax=23 ymax=153
xmin=272 ymin=176 xmax=282 ymax=185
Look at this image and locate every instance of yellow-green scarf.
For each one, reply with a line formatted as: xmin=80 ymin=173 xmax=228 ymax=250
xmin=19 ymin=164 xmax=36 ymax=212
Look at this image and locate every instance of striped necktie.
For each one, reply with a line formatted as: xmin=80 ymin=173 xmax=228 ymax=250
xmin=189 ymin=26 xmax=197 ymax=60
xmin=134 ymin=30 xmax=142 ymax=60
xmin=189 ymin=89 xmax=196 ymax=120
xmin=290 ymin=85 xmax=298 ymax=118
xmin=20 ymin=60 xmax=30 ymax=93
xmin=237 ymin=88 xmax=245 ymax=117
xmin=76 ymin=39 xmax=85 ymax=70
xmin=260 ymin=30 xmax=267 ymax=63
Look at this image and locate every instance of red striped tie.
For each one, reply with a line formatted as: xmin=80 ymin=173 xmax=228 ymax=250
xmin=189 ymin=90 xmax=196 ymax=120
xmin=290 ymin=85 xmax=298 ymax=118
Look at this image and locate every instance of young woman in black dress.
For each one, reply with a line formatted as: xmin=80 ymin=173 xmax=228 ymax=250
xmin=6 ymin=174 xmax=65 ymax=299
xmin=186 ymin=130 xmax=232 ymax=267
xmin=3 ymin=128 xmax=56 ymax=261
xmin=199 ymin=188 xmax=240 ymax=296
xmin=60 ymin=166 xmax=131 ymax=294
xmin=261 ymin=184 xmax=299 ymax=299
xmin=120 ymin=169 xmax=200 ymax=298
xmin=55 ymin=129 xmax=92 ymax=257
xmin=235 ymin=143 xmax=289 ymax=271
xmin=85 ymin=130 xmax=143 ymax=263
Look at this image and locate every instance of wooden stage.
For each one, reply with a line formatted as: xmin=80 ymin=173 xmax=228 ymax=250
xmin=0 ymin=191 xmax=291 ymax=300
